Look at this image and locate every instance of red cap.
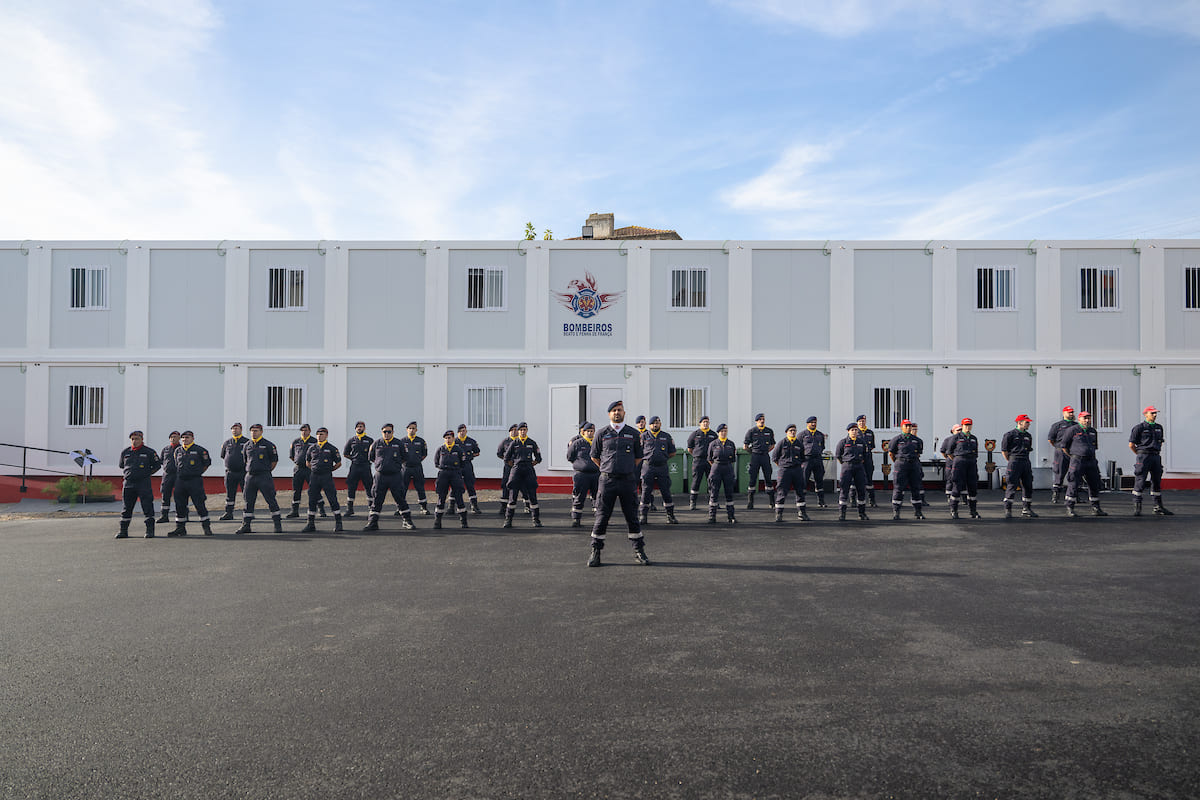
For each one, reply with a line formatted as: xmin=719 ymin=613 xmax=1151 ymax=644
xmin=1062 ymin=405 xmax=1074 ymax=413
xmin=1015 ymin=414 xmax=1031 ymax=423
xmin=1144 ymin=405 xmax=1158 ymax=415
xmin=961 ymin=417 xmax=973 ymax=425
xmin=900 ymin=419 xmax=912 ymax=426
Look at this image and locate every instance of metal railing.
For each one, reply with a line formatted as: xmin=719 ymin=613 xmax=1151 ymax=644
xmin=0 ymin=443 xmax=87 ymax=494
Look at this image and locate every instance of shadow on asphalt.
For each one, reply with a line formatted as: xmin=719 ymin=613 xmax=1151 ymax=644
xmin=645 ymin=560 xmax=965 ymax=577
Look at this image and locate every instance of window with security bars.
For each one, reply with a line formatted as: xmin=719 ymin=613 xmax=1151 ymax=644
xmin=668 ymin=386 xmax=708 ymax=428
xmin=67 ymin=384 xmax=107 ymax=427
xmin=1079 ymin=387 xmax=1119 ymax=431
xmin=266 ymin=385 xmax=305 ymax=427
xmin=1080 ymin=266 xmax=1119 ymax=311
xmin=465 ymin=385 xmax=505 ymax=429
xmin=976 ymin=266 xmax=1016 ymax=310
xmin=873 ymin=387 xmax=912 ymax=430
xmin=670 ymin=267 xmax=708 ymax=310
xmin=1185 ymin=266 xmax=1200 ymax=310
xmin=466 ymin=266 xmax=506 ymax=310
xmin=69 ymin=266 xmax=108 ymax=310
xmin=267 ymin=267 xmax=306 ymax=310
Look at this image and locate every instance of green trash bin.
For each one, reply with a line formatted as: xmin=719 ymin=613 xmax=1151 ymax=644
xmin=736 ymin=450 xmax=752 ymax=494
xmin=684 ymin=453 xmax=707 ymax=495
xmin=667 ymin=452 xmax=688 ymax=495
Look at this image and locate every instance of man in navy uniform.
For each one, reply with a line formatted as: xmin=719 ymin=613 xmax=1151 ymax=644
xmin=568 ymin=421 xmax=599 ymax=528
xmin=501 ymin=422 xmax=543 ymax=528
xmin=171 ymin=430 xmax=213 ymax=536
xmin=634 ymin=414 xmax=656 ymax=511
xmin=1129 ymin=405 xmax=1172 ymax=516
xmin=396 ymin=421 xmax=429 ymax=515
xmin=432 ymin=430 xmax=469 ymax=530
xmin=343 ymin=421 xmax=373 ymax=518
xmin=888 ymin=419 xmax=925 ymax=520
xmin=218 ymin=422 xmax=248 ymax=521
xmin=364 ymin=423 xmax=415 ymax=531
xmin=939 ymin=422 xmax=961 ymax=508
xmin=687 ymin=416 xmax=718 ymax=511
xmin=117 ymin=430 xmax=162 ymax=539
xmin=772 ymin=423 xmax=807 ymax=522
xmin=855 ymin=415 xmax=878 ymax=507
xmin=456 ymin=424 xmax=483 ymax=514
xmin=497 ymin=424 xmax=519 ymax=515
xmin=1048 ymin=405 xmax=1077 ymax=504
xmin=588 ymin=400 xmax=648 ymax=567
xmin=156 ymin=430 xmax=181 ymax=523
xmin=835 ymin=424 xmax=869 ymax=521
xmin=236 ymin=423 xmax=283 ymax=534
xmin=1001 ymin=414 xmax=1038 ymax=519
xmin=287 ymin=424 xmax=323 ymax=519
xmin=707 ymin=423 xmax=739 ymax=524
xmin=799 ymin=416 xmax=827 ymax=510
xmin=302 ymin=427 xmax=343 ymax=533
xmin=946 ymin=418 xmax=982 ymax=520
xmin=640 ymin=415 xmax=678 ymax=525
xmin=1062 ymin=411 xmax=1107 ymax=517
xmin=743 ymin=413 xmax=776 ymax=511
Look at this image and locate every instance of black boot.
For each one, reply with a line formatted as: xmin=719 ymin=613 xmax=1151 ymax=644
xmin=273 ymin=516 xmax=283 ymax=533
xmin=858 ymin=505 xmax=869 ymax=521
xmin=334 ymin=516 xmax=343 ymax=532
xmin=950 ymin=503 xmax=960 ymax=520
xmin=532 ymin=508 xmax=543 ymax=528
xmin=1092 ymin=503 xmax=1108 ymax=517
xmin=363 ymin=516 xmax=379 ymax=531
xmin=838 ymin=507 xmax=847 ymax=521
xmin=632 ymin=538 xmax=650 ymax=565
xmin=707 ymin=506 xmax=717 ymax=524
xmin=868 ymin=488 xmax=877 ymax=508
xmin=471 ymin=498 xmax=481 ymax=515
xmin=665 ymin=507 xmax=679 ymax=524
xmin=1134 ymin=498 xmax=1143 ymax=516
xmin=1022 ymin=503 xmax=1037 ymax=518
xmin=460 ymin=512 xmax=469 ymax=528
xmin=913 ymin=505 xmax=925 ymax=519
xmin=170 ymin=521 xmax=188 ymax=537
xmin=345 ymin=501 xmax=355 ymax=519
xmin=969 ymin=500 xmax=981 ymax=519
xmin=219 ymin=509 xmax=235 ymax=521
xmin=144 ymin=519 xmax=155 ymax=538
xmin=523 ymin=500 xmax=531 ymax=515
xmin=571 ymin=515 xmax=582 ymax=528
xmin=726 ymin=505 xmax=736 ymax=524
xmin=799 ymin=507 xmax=810 ymax=521
xmin=639 ymin=506 xmax=649 ymax=525
xmin=818 ymin=493 xmax=827 ymax=508
xmin=433 ymin=512 xmax=443 ymax=530
xmin=689 ymin=494 xmax=698 ymax=511
xmin=400 ymin=512 xmax=415 ymax=530
xmin=301 ymin=515 xmax=317 ymax=533
xmin=1066 ymin=504 xmax=1078 ymax=517
xmin=1154 ymin=499 xmax=1173 ymax=515
xmin=503 ymin=508 xmax=514 ymax=529
xmin=588 ymin=540 xmax=603 ymax=567
xmin=746 ymin=492 xmax=755 ymax=511
xmin=892 ymin=506 xmax=901 ymax=521
xmin=157 ymin=509 xmax=170 ymax=524
xmin=1004 ymin=504 xmax=1013 ymax=519
xmin=201 ymin=520 xmax=213 ymax=536
xmin=235 ymin=519 xmax=252 ymax=535
xmin=1051 ymin=487 xmax=1061 ymax=504
xmin=318 ymin=503 xmax=327 ymax=518
xmin=419 ymin=501 xmax=429 ymax=516
xmin=774 ymin=508 xmax=783 ymax=523
xmin=115 ymin=520 xmax=130 ymax=539
xmin=286 ymin=503 xmax=300 ymax=519
xmin=498 ymin=501 xmax=507 ymax=516
xmin=768 ymin=488 xmax=776 ymax=510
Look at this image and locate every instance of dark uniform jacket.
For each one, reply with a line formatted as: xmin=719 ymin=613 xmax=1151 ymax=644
xmin=835 ymin=437 xmax=867 ymax=465
xmin=306 ymin=441 xmax=342 ymax=474
xmin=160 ymin=443 xmax=180 ymax=475
xmin=707 ymin=439 xmax=738 ymax=467
xmin=567 ymin=436 xmax=599 ymax=473
xmin=457 ymin=436 xmax=480 ymax=463
xmin=243 ymin=438 xmax=278 ymax=474
xmin=290 ymin=436 xmax=317 ymax=469
xmin=497 ymin=436 xmax=517 ymax=460
xmin=220 ymin=436 xmax=249 ymax=472
xmin=503 ymin=437 xmax=542 ymax=468
xmin=1047 ymin=419 xmax=1075 ymax=449
xmin=744 ymin=426 xmax=776 ymax=455
xmin=343 ymin=434 xmax=374 ymax=466
xmin=1000 ymin=429 xmax=1034 ymax=461
xmin=688 ymin=428 xmax=719 ymax=462
xmin=1062 ymin=426 xmax=1100 ymax=460
xmin=1129 ymin=422 xmax=1164 ymax=453
xmin=856 ymin=427 xmax=876 ymax=456
xmin=641 ymin=431 xmax=676 ymax=467
xmin=946 ymin=432 xmax=980 ymax=461
xmin=434 ymin=443 xmax=465 ymax=471
xmin=119 ymin=445 xmax=162 ymax=485
xmin=799 ymin=429 xmax=826 ymax=459
xmin=591 ymin=424 xmax=644 ymax=475
xmin=771 ymin=436 xmax=806 ymax=469
xmin=369 ymin=437 xmax=406 ymax=474
xmin=887 ymin=433 xmax=924 ymax=462
xmin=175 ymin=444 xmax=212 ymax=478
xmin=400 ymin=436 xmax=427 ymax=467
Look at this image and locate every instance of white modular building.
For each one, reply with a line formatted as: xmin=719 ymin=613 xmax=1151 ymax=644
xmin=2 ymin=238 xmax=1199 ymax=486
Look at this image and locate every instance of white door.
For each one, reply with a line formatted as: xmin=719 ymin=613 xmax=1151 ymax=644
xmin=587 ymin=385 xmax=626 ymax=431
xmin=548 ymin=384 xmax=581 ymax=470
xmin=1166 ymin=386 xmax=1200 ymax=471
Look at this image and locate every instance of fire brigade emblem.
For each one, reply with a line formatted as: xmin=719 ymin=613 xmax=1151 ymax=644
xmin=553 ymin=271 xmax=623 ymax=319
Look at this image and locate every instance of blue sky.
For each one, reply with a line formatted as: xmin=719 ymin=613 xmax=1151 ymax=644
xmin=2 ymin=0 xmax=1199 ymax=240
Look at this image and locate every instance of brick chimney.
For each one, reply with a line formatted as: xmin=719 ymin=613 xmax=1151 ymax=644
xmin=585 ymin=213 xmax=615 ymax=240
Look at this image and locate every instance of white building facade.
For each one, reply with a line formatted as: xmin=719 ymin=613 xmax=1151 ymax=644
xmin=2 ymin=238 xmax=1199 ymax=484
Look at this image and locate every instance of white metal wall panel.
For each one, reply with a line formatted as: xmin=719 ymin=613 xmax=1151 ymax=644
xmin=146 ymin=366 xmax=224 ymax=452
xmin=47 ymin=366 xmax=125 ymax=471
xmin=852 ymin=369 xmax=934 ymax=442
xmin=750 ymin=368 xmax=832 ymax=434
xmin=1059 ymin=248 xmax=1141 ymax=350
xmin=447 ymin=250 xmax=526 ymax=351
xmin=345 ymin=367 xmax=424 ymax=441
xmin=548 ymin=249 xmax=628 ymax=351
xmin=0 ymin=367 xmax=26 ymax=449
xmin=346 ymin=249 xmax=426 ymax=350
xmin=956 ymin=249 xmax=1037 ymax=351
xmin=955 ymin=369 xmax=1038 ymax=466
xmin=446 ymin=367 xmax=525 ymax=478
xmin=1059 ymin=368 xmax=1140 ymax=471
xmin=649 ymin=250 xmax=729 ymax=351
xmin=247 ymin=249 xmax=326 ymax=350
xmin=49 ymin=249 xmax=127 ymax=349
xmin=853 ymin=250 xmax=933 ymax=351
xmin=649 ymin=367 xmax=727 ymax=437
xmin=247 ymin=367 xmax=324 ymax=440
xmin=1164 ymin=247 xmax=1200 ymax=351
xmin=1165 ymin=386 xmax=1200 ymax=471
xmin=750 ymin=249 xmax=831 ymax=351
xmin=148 ymin=249 xmax=226 ymax=349
xmin=0 ymin=251 xmax=28 ymax=348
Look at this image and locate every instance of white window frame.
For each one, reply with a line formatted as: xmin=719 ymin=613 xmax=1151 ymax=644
xmin=265 ymin=384 xmax=307 ymax=428
xmin=267 ymin=266 xmax=307 ymax=311
xmin=465 ymin=266 xmax=507 ymax=311
xmin=465 ymin=385 xmax=506 ymax=430
xmin=66 ymin=383 xmax=108 ymax=428
xmin=975 ymin=265 xmax=1017 ymax=311
xmin=1079 ymin=265 xmax=1121 ymax=312
xmin=872 ymin=386 xmax=913 ymax=432
xmin=669 ymin=267 xmax=709 ymax=311
xmin=668 ymin=385 xmax=709 ymax=428
xmin=1078 ymin=386 xmax=1120 ymax=432
xmin=1183 ymin=265 xmax=1200 ymax=311
xmin=69 ymin=265 xmax=109 ymax=310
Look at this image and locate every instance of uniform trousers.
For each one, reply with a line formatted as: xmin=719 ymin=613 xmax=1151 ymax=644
xmin=891 ymin=460 xmax=925 ymax=507
xmin=690 ymin=459 xmax=710 ymax=495
xmin=774 ymin=465 xmax=804 ymax=507
xmin=292 ymin=467 xmax=314 ymax=505
xmin=591 ymin=473 xmax=641 ymax=540
xmin=370 ymin=471 xmax=409 ymax=516
xmin=747 ymin=453 xmax=773 ymax=493
xmin=500 ymin=462 xmax=513 ymax=503
xmin=640 ymin=464 xmax=674 ymax=510
xmin=435 ymin=470 xmax=466 ymax=512
xmin=401 ymin=464 xmax=427 ymax=502
xmin=950 ymin=460 xmax=979 ymax=504
xmin=224 ymin=471 xmax=245 ymax=510
xmin=461 ymin=461 xmax=478 ymax=500
xmin=1065 ymin=457 xmax=1103 ymax=505
xmin=243 ymin=472 xmax=281 ymax=519
xmin=121 ymin=480 xmax=155 ymax=523
xmin=1052 ymin=450 xmax=1070 ymax=490
xmin=506 ymin=465 xmax=539 ymax=508
xmin=173 ymin=475 xmax=209 ymax=521
xmin=345 ymin=463 xmax=373 ymax=502
xmin=308 ymin=471 xmax=341 ymax=515
xmin=839 ymin=464 xmax=866 ymax=506
xmin=160 ymin=472 xmax=176 ymax=512
xmin=1004 ymin=459 xmax=1034 ymax=506
xmin=572 ymin=471 xmax=599 ymax=519
xmin=708 ymin=465 xmax=736 ymax=507
xmin=1132 ymin=452 xmax=1163 ymax=498
xmin=800 ymin=458 xmax=825 ymax=506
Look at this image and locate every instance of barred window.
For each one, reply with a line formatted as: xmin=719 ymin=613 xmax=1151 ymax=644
xmin=670 ymin=267 xmax=708 ymax=310
xmin=1080 ymin=266 xmax=1119 ymax=311
xmin=268 ymin=267 xmax=306 ymax=310
xmin=266 ymin=385 xmax=305 ymax=427
xmin=466 ymin=385 xmax=505 ymax=429
xmin=466 ymin=266 xmax=506 ymax=310
xmin=69 ymin=266 xmax=109 ymax=310
xmin=873 ymin=387 xmax=912 ymax=431
xmin=1185 ymin=266 xmax=1200 ymax=310
xmin=1079 ymin=387 xmax=1119 ymax=431
xmin=67 ymin=384 xmax=107 ymax=427
xmin=669 ymin=386 xmax=708 ymax=428
xmin=976 ymin=266 xmax=1016 ymax=311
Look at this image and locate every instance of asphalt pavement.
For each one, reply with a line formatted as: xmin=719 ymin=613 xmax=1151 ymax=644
xmin=2 ymin=490 xmax=1198 ymax=799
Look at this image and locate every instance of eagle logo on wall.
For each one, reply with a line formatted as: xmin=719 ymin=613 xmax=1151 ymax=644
xmin=552 ymin=271 xmax=623 ymax=319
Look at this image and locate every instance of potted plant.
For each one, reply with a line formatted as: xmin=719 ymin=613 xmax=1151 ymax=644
xmin=41 ymin=477 xmax=117 ymax=506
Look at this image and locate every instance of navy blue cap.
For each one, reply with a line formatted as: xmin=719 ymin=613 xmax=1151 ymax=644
xmin=636 ymin=415 xmax=646 ymax=423
xmin=580 ymin=420 xmax=594 ymax=431
xmin=786 ymin=423 xmax=797 ymax=431
xmin=806 ymin=416 xmax=818 ymax=424
xmin=508 ymin=424 xmax=519 ymax=432
xmin=128 ymin=430 xmax=143 ymax=438
xmin=518 ymin=422 xmax=528 ymax=429
xmin=457 ymin=424 xmax=467 ymax=431
xmin=407 ymin=421 xmax=418 ymax=428
xmin=847 ymin=423 xmax=857 ymax=431
xmin=607 ymin=400 xmax=624 ymax=413
xmin=699 ymin=415 xmax=710 ymax=423
xmin=856 ymin=415 xmax=867 ymax=422
xmin=755 ymin=413 xmax=765 ymax=421
xmin=717 ymin=423 xmax=728 ymax=432
xmin=443 ymin=430 xmax=454 ymax=438
xmin=649 ymin=415 xmax=661 ymax=424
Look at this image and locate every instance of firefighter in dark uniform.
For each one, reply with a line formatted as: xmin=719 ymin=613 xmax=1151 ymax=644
xmin=364 ymin=423 xmax=415 ymax=531
xmin=433 ymin=430 xmax=469 ymax=530
xmin=170 ymin=430 xmax=212 ymax=536
xmin=156 ymin=430 xmax=181 ymax=523
xmin=855 ymin=415 xmax=878 ymax=507
xmin=302 ymin=427 xmax=343 ymax=533
xmin=218 ymin=422 xmax=248 ymax=521
xmin=568 ymin=421 xmax=599 ymax=528
xmin=939 ymin=423 xmax=961 ymax=507
xmin=497 ymin=424 xmax=519 ymax=515
xmin=1062 ymin=411 xmax=1107 ymax=517
xmin=946 ymin=418 xmax=982 ymax=519
xmin=835 ymin=424 xmax=869 ymax=521
xmin=1129 ymin=406 xmax=1172 ymax=516
xmin=501 ymin=422 xmax=543 ymax=528
xmin=287 ymin=424 xmax=323 ymax=518
xmin=236 ymin=423 xmax=283 ymax=534
xmin=744 ymin=413 xmax=776 ymax=511
xmin=640 ymin=415 xmax=678 ymax=525
xmin=343 ymin=421 xmax=373 ymax=518
xmin=587 ymin=400 xmax=648 ymax=567
xmin=799 ymin=416 xmax=827 ymax=510
xmin=687 ymin=416 xmax=718 ymax=511
xmin=398 ymin=421 xmax=430 ymax=515
xmin=456 ymin=424 xmax=483 ymax=514
xmin=1048 ymin=405 xmax=1076 ymax=503
xmin=1001 ymin=414 xmax=1038 ymax=519
xmin=771 ymin=423 xmax=807 ymax=522
xmin=117 ymin=430 xmax=162 ymax=539
xmin=888 ymin=419 xmax=925 ymax=520
xmin=707 ymin=424 xmax=739 ymax=524
xmin=634 ymin=414 xmax=656 ymax=511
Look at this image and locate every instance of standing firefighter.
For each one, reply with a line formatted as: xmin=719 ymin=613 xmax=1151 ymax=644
xmin=567 ymin=421 xmax=599 ymax=528
xmin=456 ymin=424 xmax=483 ymax=514
xmin=116 ymin=430 xmax=162 ymax=539
xmin=398 ymin=422 xmax=430 ymax=516
xmin=888 ymin=420 xmax=925 ymax=520
xmin=640 ymin=416 xmax=678 ymax=525
xmin=587 ymin=400 xmax=648 ymax=567
xmin=497 ymin=424 xmax=519 ymax=515
xmin=363 ymin=424 xmax=414 ymax=531
xmin=1061 ymin=411 xmax=1107 ymax=517
xmin=218 ymin=422 xmax=248 ymax=521
xmin=171 ymin=431 xmax=212 ymax=536
xmin=1129 ymin=406 xmax=1172 ymax=516
xmin=743 ymin=413 xmax=776 ymax=511
xmin=287 ymin=424 xmax=323 ymax=519
xmin=501 ymin=423 xmax=543 ymax=528
xmin=433 ymin=430 xmax=469 ymax=530
xmin=855 ymin=415 xmax=878 ymax=507
xmin=302 ymin=427 xmax=343 ymax=533
xmin=835 ymin=424 xmax=869 ymax=521
xmin=707 ymin=424 xmax=738 ymax=524
xmin=799 ymin=416 xmax=827 ymax=511
xmin=1047 ymin=406 xmax=1077 ymax=503
xmin=687 ymin=417 xmax=718 ymax=511
xmin=1001 ymin=414 xmax=1038 ymax=519
xmin=157 ymin=431 xmax=181 ymax=523
xmin=342 ymin=421 xmax=373 ymax=519
xmin=946 ymin=418 xmax=982 ymax=520
xmin=771 ymin=423 xmax=808 ymax=522
xmin=236 ymin=424 xmax=283 ymax=534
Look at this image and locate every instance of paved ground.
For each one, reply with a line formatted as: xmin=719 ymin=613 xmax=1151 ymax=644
xmin=2 ymin=490 xmax=1198 ymax=799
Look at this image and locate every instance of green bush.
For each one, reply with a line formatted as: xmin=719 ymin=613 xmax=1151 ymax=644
xmin=85 ymin=478 xmax=115 ymax=498
xmin=42 ymin=476 xmax=85 ymax=506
